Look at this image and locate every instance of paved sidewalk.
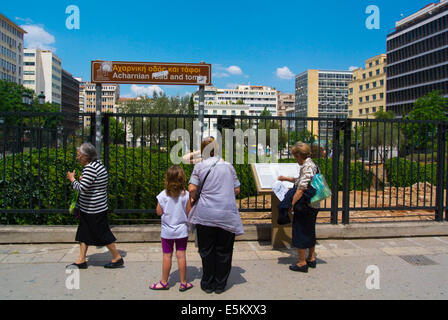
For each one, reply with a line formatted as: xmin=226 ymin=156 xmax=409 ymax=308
xmin=1 ymin=236 xmax=448 ymax=299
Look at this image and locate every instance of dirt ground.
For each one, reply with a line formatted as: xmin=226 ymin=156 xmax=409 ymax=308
xmin=238 ymin=181 xmax=439 ymax=224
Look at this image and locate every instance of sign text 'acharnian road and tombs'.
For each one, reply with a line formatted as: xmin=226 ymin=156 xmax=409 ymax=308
xmin=91 ymin=61 xmax=211 ymax=85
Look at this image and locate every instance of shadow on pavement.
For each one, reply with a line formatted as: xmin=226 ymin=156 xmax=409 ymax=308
xmin=85 ymin=249 xmax=128 ymax=267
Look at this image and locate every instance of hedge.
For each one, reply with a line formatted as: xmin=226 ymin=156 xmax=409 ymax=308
xmin=385 ymin=157 xmax=438 ymax=187
xmin=0 ymin=146 xmax=373 ymax=225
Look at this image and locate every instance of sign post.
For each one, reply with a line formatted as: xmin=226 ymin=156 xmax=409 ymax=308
xmin=95 ymin=83 xmax=102 ymax=160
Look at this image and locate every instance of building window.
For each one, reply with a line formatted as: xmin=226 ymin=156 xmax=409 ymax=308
xmin=380 ymin=80 xmax=384 ymax=86
xmin=373 ymin=94 xmax=377 ymax=100
xmin=366 ymin=84 xmax=370 ymax=89
xmin=376 ymin=69 xmax=380 ymax=75
xmin=359 ymin=85 xmax=363 ymax=91
xmin=363 ymin=73 xmax=366 ymax=79
xmin=369 ymin=71 xmax=372 ymax=77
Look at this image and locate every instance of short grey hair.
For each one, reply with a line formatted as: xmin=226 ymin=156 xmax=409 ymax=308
xmin=78 ymin=142 xmax=98 ymax=162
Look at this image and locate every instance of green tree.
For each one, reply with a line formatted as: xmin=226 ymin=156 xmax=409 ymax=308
xmin=358 ymin=107 xmax=404 ymax=163
xmin=405 ymin=90 xmax=448 ymax=150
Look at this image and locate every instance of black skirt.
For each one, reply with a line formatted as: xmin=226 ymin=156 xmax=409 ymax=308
xmin=292 ymin=202 xmax=319 ymax=249
xmin=75 ymin=210 xmax=116 ymax=246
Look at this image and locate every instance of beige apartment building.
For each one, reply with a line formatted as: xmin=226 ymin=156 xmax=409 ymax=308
xmin=348 ymin=54 xmax=387 ymax=118
xmin=78 ymin=79 xmax=120 ymax=127
xmin=0 ymin=13 xmax=26 ymax=84
xmin=277 ymin=92 xmax=295 ymax=128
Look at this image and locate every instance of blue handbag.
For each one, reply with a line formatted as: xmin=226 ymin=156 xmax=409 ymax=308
xmin=310 ymin=170 xmax=331 ymax=204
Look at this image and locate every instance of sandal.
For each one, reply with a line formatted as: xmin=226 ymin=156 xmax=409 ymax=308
xmin=179 ymin=282 xmax=193 ymax=292
xmin=150 ymin=281 xmax=169 ymax=290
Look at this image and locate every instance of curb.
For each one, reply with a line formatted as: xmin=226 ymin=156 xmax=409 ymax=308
xmin=0 ymin=221 xmax=447 ymax=244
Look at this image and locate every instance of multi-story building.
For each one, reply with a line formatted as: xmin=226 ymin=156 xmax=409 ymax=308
xmin=348 ymin=54 xmax=387 ymax=118
xmin=295 ymin=69 xmax=352 ymax=136
xmin=193 ymin=85 xmax=278 ymax=116
xmin=277 ymin=92 xmax=295 ymax=128
xmin=74 ymin=77 xmax=85 ymax=112
xmin=78 ymin=79 xmax=120 ymax=126
xmin=61 ymin=70 xmax=79 ymax=113
xmin=61 ymin=70 xmax=79 ymax=133
xmin=23 ymin=48 xmax=62 ymax=106
xmin=0 ymin=13 xmax=25 ymax=84
xmin=202 ymin=103 xmax=250 ymax=138
xmin=386 ymin=0 xmax=448 ymax=116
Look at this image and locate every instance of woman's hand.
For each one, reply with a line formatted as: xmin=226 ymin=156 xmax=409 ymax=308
xmin=67 ymin=170 xmax=76 ymax=183
xmin=278 ymin=176 xmax=294 ymax=183
xmin=291 ymin=189 xmax=304 ymax=212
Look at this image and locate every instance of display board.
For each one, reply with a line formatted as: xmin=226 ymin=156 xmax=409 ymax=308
xmin=250 ymin=163 xmax=301 ymax=193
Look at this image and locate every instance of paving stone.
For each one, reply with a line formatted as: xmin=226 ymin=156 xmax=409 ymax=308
xmin=2 ymin=254 xmax=34 ymax=264
xmin=30 ymin=253 xmax=66 ymax=263
xmin=381 ymin=246 xmax=431 ymax=256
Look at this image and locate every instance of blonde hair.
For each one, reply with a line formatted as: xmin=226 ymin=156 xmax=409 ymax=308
xmin=164 ymin=165 xmax=186 ymax=197
xmin=290 ymin=142 xmax=311 ymax=160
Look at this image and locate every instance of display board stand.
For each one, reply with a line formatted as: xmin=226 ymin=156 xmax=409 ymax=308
xmin=250 ymin=163 xmax=300 ymax=249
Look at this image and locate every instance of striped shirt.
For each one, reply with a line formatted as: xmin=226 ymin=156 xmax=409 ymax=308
xmin=72 ymin=160 xmax=109 ymax=214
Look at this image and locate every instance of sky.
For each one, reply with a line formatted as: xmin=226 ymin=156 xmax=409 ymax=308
xmin=2 ymin=0 xmax=431 ymax=98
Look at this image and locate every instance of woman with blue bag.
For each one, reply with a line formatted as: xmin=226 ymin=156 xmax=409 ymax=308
xmin=278 ymin=142 xmax=321 ymax=273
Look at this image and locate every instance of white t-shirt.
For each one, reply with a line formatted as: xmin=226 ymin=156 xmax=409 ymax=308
xmin=156 ymin=190 xmax=189 ymax=239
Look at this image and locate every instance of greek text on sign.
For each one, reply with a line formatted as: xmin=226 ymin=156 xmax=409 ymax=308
xmin=91 ymin=61 xmax=211 ymax=85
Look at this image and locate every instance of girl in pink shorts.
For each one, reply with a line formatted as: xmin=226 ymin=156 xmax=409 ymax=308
xmin=150 ymin=165 xmax=193 ymax=292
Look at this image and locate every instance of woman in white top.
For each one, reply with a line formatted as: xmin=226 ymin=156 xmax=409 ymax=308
xmin=150 ymin=165 xmax=193 ymax=292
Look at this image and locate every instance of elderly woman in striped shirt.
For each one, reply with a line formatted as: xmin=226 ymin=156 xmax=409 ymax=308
xmin=66 ymin=142 xmax=123 ymax=269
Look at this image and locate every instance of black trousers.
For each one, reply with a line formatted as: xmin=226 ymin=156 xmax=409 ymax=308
xmin=196 ymin=224 xmax=235 ymax=291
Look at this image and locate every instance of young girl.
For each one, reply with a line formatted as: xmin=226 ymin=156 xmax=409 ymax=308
xmin=150 ymin=165 xmax=193 ymax=292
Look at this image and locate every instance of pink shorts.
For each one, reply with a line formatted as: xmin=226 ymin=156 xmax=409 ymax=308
xmin=161 ymin=237 xmax=188 ymax=254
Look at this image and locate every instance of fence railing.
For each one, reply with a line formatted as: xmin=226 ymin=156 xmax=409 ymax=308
xmin=1 ymin=111 xmax=447 ymax=224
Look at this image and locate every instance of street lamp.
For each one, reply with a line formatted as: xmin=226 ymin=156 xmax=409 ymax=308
xmin=22 ymin=92 xmax=32 ymax=105
xmin=37 ymin=91 xmax=45 ymax=105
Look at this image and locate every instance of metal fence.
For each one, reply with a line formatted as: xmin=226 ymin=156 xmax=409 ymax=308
xmin=1 ymin=111 xmax=447 ymax=224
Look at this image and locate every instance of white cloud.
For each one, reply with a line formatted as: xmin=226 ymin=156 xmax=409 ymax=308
xmin=15 ymin=17 xmax=34 ymax=24
xmin=276 ymin=66 xmax=294 ymax=80
xmin=213 ymin=72 xmax=230 ymax=78
xmin=226 ymin=66 xmax=243 ymax=75
xmin=130 ymin=85 xmax=164 ymax=97
xmin=21 ymin=24 xmax=56 ymax=52
xmin=349 ymin=66 xmax=359 ymax=71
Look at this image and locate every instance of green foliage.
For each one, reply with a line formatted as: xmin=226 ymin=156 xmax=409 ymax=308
xmin=385 ymin=157 xmax=437 ymax=187
xmin=1 ymin=144 xmax=375 ymax=225
xmin=279 ymin=158 xmax=372 ymax=191
xmin=405 ymin=90 xmax=448 ymax=150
